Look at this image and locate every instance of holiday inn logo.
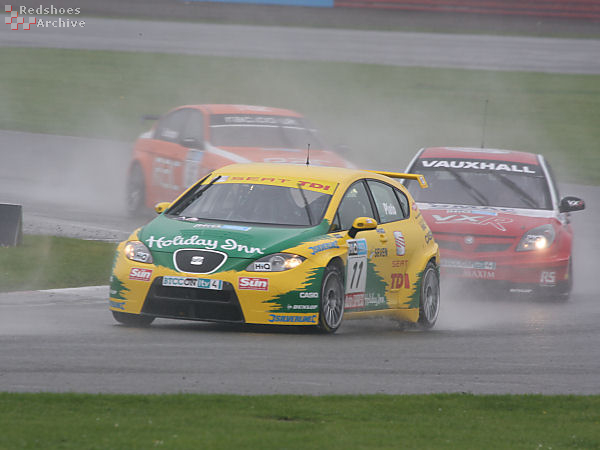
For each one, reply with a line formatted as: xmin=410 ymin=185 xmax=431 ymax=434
xmin=4 ymin=4 xmax=85 ymax=30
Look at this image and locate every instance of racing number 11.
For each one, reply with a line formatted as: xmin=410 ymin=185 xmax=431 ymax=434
xmin=346 ymin=239 xmax=368 ymax=296
xmin=349 ymin=260 xmax=364 ymax=291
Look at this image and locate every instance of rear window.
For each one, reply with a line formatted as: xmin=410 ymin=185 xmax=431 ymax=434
xmin=209 ymin=114 xmax=323 ymax=149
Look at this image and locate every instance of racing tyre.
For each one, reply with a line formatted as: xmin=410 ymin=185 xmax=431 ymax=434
xmin=318 ymin=264 xmax=345 ymax=334
xmin=126 ymin=164 xmax=146 ymax=216
xmin=417 ymin=261 xmax=440 ymax=329
xmin=112 ymin=311 xmax=155 ymax=327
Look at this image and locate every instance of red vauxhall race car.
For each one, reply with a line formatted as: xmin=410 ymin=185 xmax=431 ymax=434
xmin=403 ymin=147 xmax=585 ymax=299
xmin=126 ymin=104 xmax=354 ymax=213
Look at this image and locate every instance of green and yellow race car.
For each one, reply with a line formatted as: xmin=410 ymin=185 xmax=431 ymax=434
xmin=109 ymin=163 xmax=440 ymax=333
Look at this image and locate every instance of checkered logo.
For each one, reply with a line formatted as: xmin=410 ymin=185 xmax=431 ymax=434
xmin=5 ymin=5 xmax=36 ymax=30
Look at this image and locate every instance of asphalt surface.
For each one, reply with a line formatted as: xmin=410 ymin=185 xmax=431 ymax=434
xmin=1 ymin=274 xmax=598 ymax=395
xmin=0 ymin=130 xmax=598 ymax=395
xmin=2 ymin=17 xmax=600 ymax=74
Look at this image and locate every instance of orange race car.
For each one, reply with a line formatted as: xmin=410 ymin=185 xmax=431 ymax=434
xmin=126 ymin=104 xmax=354 ymax=213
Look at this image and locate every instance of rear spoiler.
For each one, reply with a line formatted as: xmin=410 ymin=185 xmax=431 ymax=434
xmin=366 ymin=171 xmax=428 ymax=188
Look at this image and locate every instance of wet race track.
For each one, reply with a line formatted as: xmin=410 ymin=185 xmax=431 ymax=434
xmin=1 ymin=269 xmax=599 ymax=395
xmin=1 ymin=17 xmax=599 ymax=395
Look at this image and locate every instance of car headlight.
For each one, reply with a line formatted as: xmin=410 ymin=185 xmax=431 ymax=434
xmin=124 ymin=241 xmax=153 ymax=263
xmin=246 ymin=253 xmax=306 ymax=272
xmin=516 ymin=224 xmax=555 ymax=252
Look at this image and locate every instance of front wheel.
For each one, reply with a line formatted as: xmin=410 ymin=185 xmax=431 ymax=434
xmin=417 ymin=262 xmax=440 ymax=329
xmin=318 ymin=264 xmax=345 ymax=334
xmin=126 ymin=164 xmax=146 ymax=216
xmin=112 ymin=310 xmax=155 ymax=327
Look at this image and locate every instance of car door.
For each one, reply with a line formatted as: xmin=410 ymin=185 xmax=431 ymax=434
xmin=366 ymin=179 xmax=422 ymax=309
xmin=330 ymin=180 xmax=389 ymax=312
xmin=179 ymin=109 xmax=207 ymax=189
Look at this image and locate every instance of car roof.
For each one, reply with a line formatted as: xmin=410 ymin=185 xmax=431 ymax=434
xmin=419 ymin=147 xmax=540 ymax=165
xmin=212 ymin=163 xmax=388 ymax=186
xmin=179 ymin=104 xmax=304 ymax=117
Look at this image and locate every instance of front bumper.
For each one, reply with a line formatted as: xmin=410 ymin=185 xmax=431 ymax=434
xmin=440 ymin=254 xmax=570 ymax=288
xmin=108 ymin=251 xmax=324 ymax=326
xmin=141 ymin=277 xmax=245 ymax=323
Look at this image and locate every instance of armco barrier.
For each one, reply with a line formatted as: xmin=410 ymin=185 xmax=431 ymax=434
xmin=334 ymin=0 xmax=600 ymax=20
xmin=0 ymin=203 xmax=23 ymax=247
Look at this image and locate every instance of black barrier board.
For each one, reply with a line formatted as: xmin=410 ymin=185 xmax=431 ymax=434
xmin=0 ymin=203 xmax=23 ymax=247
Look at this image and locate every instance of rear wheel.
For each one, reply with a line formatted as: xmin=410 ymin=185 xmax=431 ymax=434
xmin=318 ymin=264 xmax=345 ymax=334
xmin=126 ymin=164 xmax=146 ymax=216
xmin=418 ymin=262 xmax=440 ymax=329
xmin=112 ymin=310 xmax=155 ymax=327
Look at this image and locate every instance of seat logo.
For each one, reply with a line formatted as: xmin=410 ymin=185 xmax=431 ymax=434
xmin=190 ymin=256 xmax=204 ymax=265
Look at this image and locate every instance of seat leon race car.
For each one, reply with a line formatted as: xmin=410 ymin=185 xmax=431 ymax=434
xmin=110 ymin=163 xmax=440 ymax=333
xmin=126 ymin=104 xmax=354 ymax=214
xmin=403 ymin=147 xmax=585 ymax=299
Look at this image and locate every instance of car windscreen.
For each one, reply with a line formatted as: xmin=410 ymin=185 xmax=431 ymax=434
xmin=209 ymin=114 xmax=323 ymax=149
xmin=168 ymin=182 xmax=332 ymax=226
xmin=405 ymin=160 xmax=552 ymax=210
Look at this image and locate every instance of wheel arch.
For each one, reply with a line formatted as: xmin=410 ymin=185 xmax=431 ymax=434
xmin=413 ymin=247 xmax=440 ymax=282
xmin=126 ymin=159 xmax=150 ymax=213
xmin=428 ymin=255 xmax=439 ymax=270
xmin=128 ymin=158 xmax=146 ymax=178
xmin=327 ymin=256 xmax=345 ymax=280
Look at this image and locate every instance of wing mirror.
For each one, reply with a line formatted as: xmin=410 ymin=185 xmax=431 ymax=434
xmin=140 ymin=114 xmax=160 ymax=123
xmin=559 ymin=196 xmax=585 ymax=213
xmin=181 ymin=137 xmax=204 ymax=150
xmin=348 ymin=217 xmax=378 ymax=238
xmin=154 ymin=202 xmax=171 ymax=214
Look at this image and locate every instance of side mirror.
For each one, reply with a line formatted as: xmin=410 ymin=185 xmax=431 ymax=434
xmin=348 ymin=217 xmax=377 ymax=238
xmin=154 ymin=202 xmax=171 ymax=214
xmin=140 ymin=114 xmax=160 ymax=123
xmin=181 ymin=137 xmax=204 ymax=150
xmin=559 ymin=196 xmax=585 ymax=213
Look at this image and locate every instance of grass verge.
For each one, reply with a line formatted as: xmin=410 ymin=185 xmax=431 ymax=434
xmin=1 ymin=393 xmax=599 ymax=449
xmin=0 ymin=235 xmax=115 ymax=292
xmin=1 ymin=48 xmax=599 ymax=185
